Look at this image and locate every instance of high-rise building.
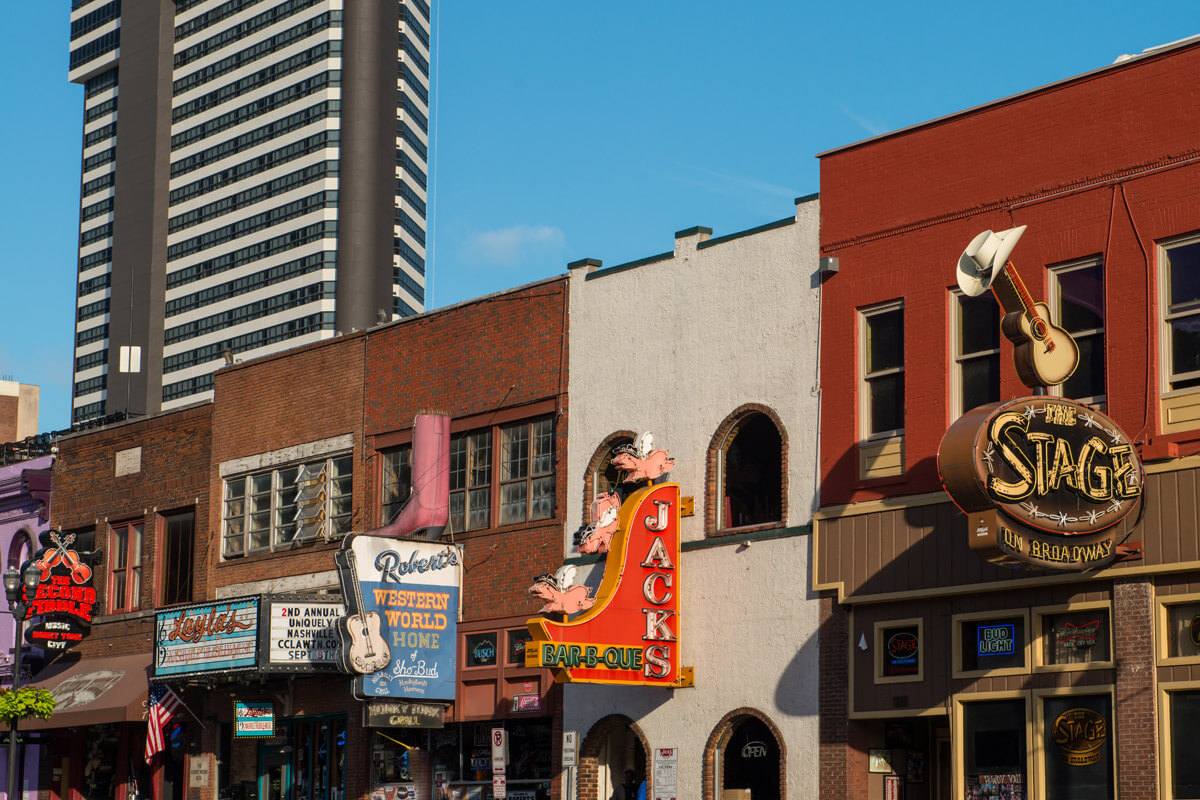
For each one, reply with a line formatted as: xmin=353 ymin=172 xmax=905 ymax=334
xmin=68 ymin=0 xmax=431 ymax=423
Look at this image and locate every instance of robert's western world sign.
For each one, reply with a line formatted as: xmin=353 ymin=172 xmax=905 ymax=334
xmin=939 ymin=397 xmax=1143 ymax=571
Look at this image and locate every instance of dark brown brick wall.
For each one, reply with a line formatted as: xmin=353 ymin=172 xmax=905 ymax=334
xmin=1114 ymin=577 xmax=1157 ymax=800
xmin=50 ymin=403 xmax=212 ymax=659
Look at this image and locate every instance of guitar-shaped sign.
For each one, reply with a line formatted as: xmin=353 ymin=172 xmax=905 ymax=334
xmin=334 ymin=542 xmax=391 ymax=675
xmin=957 ymin=225 xmax=1079 ymax=389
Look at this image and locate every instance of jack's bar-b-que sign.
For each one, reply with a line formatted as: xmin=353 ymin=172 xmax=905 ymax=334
xmin=526 ymin=483 xmax=681 ymax=686
xmin=939 ymin=396 xmax=1143 ymax=571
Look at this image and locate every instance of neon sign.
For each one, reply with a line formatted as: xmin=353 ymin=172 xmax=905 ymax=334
xmin=939 ymin=397 xmax=1143 ymax=570
xmin=526 ymin=484 xmax=683 ymax=686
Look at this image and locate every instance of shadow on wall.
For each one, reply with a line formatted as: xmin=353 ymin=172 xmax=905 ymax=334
xmin=774 ymin=624 xmax=819 ymax=717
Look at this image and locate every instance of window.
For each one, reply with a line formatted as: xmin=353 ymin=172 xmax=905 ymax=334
xmin=861 ymin=302 xmax=904 ymax=437
xmin=448 ymin=416 xmax=555 ymax=533
xmin=499 ymin=418 xmax=555 ymax=526
xmin=875 ymin=618 xmax=923 ymax=683
xmin=1163 ymin=236 xmax=1200 ymax=392
xmin=1051 ymin=259 xmax=1106 ymax=404
xmin=465 ymin=632 xmax=498 ymax=668
xmin=961 ymin=699 xmax=1027 ymax=799
xmin=718 ymin=412 xmax=783 ymax=530
xmin=507 ymin=629 xmax=532 ymax=666
xmin=953 ymin=611 xmax=1030 ymax=677
xmin=953 ymin=291 xmax=1000 ymax=417
xmin=222 ymin=454 xmax=352 ymax=558
xmin=1167 ymin=689 xmax=1200 ymax=799
xmin=450 ymin=430 xmax=491 ymax=532
xmin=159 ymin=511 xmax=194 ymax=606
xmin=1033 ymin=604 xmax=1112 ymax=670
xmin=1039 ymin=693 xmax=1114 ymax=800
xmin=1160 ymin=597 xmax=1200 ymax=663
xmin=380 ymin=445 xmax=412 ymax=525
xmin=108 ymin=520 xmax=143 ymax=613
xmin=590 ymin=434 xmax=634 ymax=501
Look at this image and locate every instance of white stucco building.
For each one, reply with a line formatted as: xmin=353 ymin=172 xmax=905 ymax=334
xmin=560 ymin=195 xmax=822 ymax=800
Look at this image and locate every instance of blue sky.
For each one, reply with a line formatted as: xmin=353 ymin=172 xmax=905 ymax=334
xmin=1 ymin=2 xmax=1195 ymax=431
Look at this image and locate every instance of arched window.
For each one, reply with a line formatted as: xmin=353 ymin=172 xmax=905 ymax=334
xmin=708 ymin=407 xmax=786 ymax=533
xmin=7 ymin=528 xmax=35 ymax=570
xmin=582 ymin=431 xmax=637 ymax=517
xmin=705 ymin=709 xmax=786 ymax=800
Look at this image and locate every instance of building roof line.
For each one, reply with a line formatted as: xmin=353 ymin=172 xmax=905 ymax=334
xmin=817 ymin=34 xmax=1200 ymax=159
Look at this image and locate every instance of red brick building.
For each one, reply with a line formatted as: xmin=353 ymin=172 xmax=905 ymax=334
xmin=33 ymin=404 xmax=212 ymax=797
xmin=814 ymin=38 xmax=1200 ymax=800
xmin=28 ymin=277 xmax=570 ymax=800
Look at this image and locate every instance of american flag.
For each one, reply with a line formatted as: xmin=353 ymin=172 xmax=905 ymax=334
xmin=144 ymin=683 xmax=183 ymax=764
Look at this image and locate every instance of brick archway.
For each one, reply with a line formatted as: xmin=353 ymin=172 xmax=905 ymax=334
xmin=702 ymin=707 xmax=788 ymax=800
xmin=577 ymin=714 xmax=651 ymax=800
xmin=704 ymin=404 xmax=789 ymax=535
xmin=581 ymin=430 xmax=638 ymax=517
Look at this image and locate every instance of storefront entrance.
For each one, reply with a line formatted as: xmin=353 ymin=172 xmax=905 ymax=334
xmin=227 ymin=715 xmax=346 ymax=800
xmin=579 ymin=715 xmax=648 ymax=800
xmin=709 ymin=711 xmax=783 ymax=800
xmin=859 ymin=716 xmax=947 ymax=800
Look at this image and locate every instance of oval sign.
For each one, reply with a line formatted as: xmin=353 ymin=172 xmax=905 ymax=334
xmin=940 ymin=397 xmax=1143 ymax=535
xmin=1051 ymin=707 xmax=1107 ymax=766
xmin=887 ymin=632 xmax=919 ymax=659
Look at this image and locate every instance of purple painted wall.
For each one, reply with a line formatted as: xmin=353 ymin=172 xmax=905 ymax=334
xmin=0 ymin=454 xmax=51 ymax=799
xmin=0 ymin=454 xmax=52 ymax=681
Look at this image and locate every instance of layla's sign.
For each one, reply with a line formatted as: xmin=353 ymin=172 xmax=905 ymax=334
xmin=24 ymin=531 xmax=97 ymax=652
xmin=527 ymin=483 xmax=683 ymax=686
xmin=939 ymin=397 xmax=1142 ymax=570
xmin=154 ymin=598 xmax=259 ymax=677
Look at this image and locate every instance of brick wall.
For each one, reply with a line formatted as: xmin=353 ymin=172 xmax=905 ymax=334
xmin=51 ymin=403 xmax=212 ymax=657
xmin=210 ymin=330 xmax=367 ymax=592
xmin=363 ymin=278 xmax=569 ymax=621
xmin=1114 ymin=577 xmax=1157 ymax=800
xmin=817 ymin=42 xmax=1200 ymax=506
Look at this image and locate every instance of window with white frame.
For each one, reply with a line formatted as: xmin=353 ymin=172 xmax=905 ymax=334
xmin=861 ymin=302 xmax=905 ymax=438
xmin=953 ymin=291 xmax=1000 ymax=418
xmin=222 ymin=454 xmax=352 ymax=558
xmin=1051 ymin=259 xmax=1106 ymax=404
xmin=448 ymin=416 xmax=556 ymax=533
xmin=1163 ymin=236 xmax=1200 ymax=392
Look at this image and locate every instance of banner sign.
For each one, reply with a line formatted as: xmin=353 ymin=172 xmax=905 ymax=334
xmin=261 ymin=598 xmax=342 ymax=671
xmin=234 ymin=701 xmax=275 ymax=738
xmin=335 ymin=536 xmax=461 ymax=700
xmin=155 ymin=598 xmax=259 ymax=677
xmin=527 ymin=483 xmax=682 ymax=686
xmin=24 ymin=531 xmax=97 ymax=652
xmin=939 ymin=397 xmax=1142 ymax=571
xmin=363 ymin=700 xmax=446 ymax=728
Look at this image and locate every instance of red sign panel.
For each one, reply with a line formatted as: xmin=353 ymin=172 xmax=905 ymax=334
xmin=526 ymin=484 xmax=680 ymax=686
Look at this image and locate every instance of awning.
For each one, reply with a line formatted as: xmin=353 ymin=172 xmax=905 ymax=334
xmin=19 ymin=653 xmax=151 ymax=730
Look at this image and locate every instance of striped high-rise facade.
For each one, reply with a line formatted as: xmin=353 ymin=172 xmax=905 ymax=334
xmin=68 ymin=0 xmax=430 ymax=423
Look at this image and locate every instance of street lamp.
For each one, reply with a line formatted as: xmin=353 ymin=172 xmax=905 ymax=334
xmin=4 ymin=563 xmax=41 ymax=800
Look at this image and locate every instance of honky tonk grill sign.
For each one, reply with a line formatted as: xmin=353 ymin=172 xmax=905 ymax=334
xmin=939 ymin=396 xmax=1143 ymax=571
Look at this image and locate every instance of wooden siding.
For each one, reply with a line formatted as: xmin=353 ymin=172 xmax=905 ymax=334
xmin=816 ymin=463 xmax=1200 ymax=602
xmin=852 ymin=587 xmax=1111 ymax=715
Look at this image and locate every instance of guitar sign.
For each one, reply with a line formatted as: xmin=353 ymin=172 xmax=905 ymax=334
xmin=334 ymin=544 xmax=391 ymax=675
xmin=957 ymin=225 xmax=1079 ymax=389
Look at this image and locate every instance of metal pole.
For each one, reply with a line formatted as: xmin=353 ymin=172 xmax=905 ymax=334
xmin=7 ymin=613 xmax=22 ymax=800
